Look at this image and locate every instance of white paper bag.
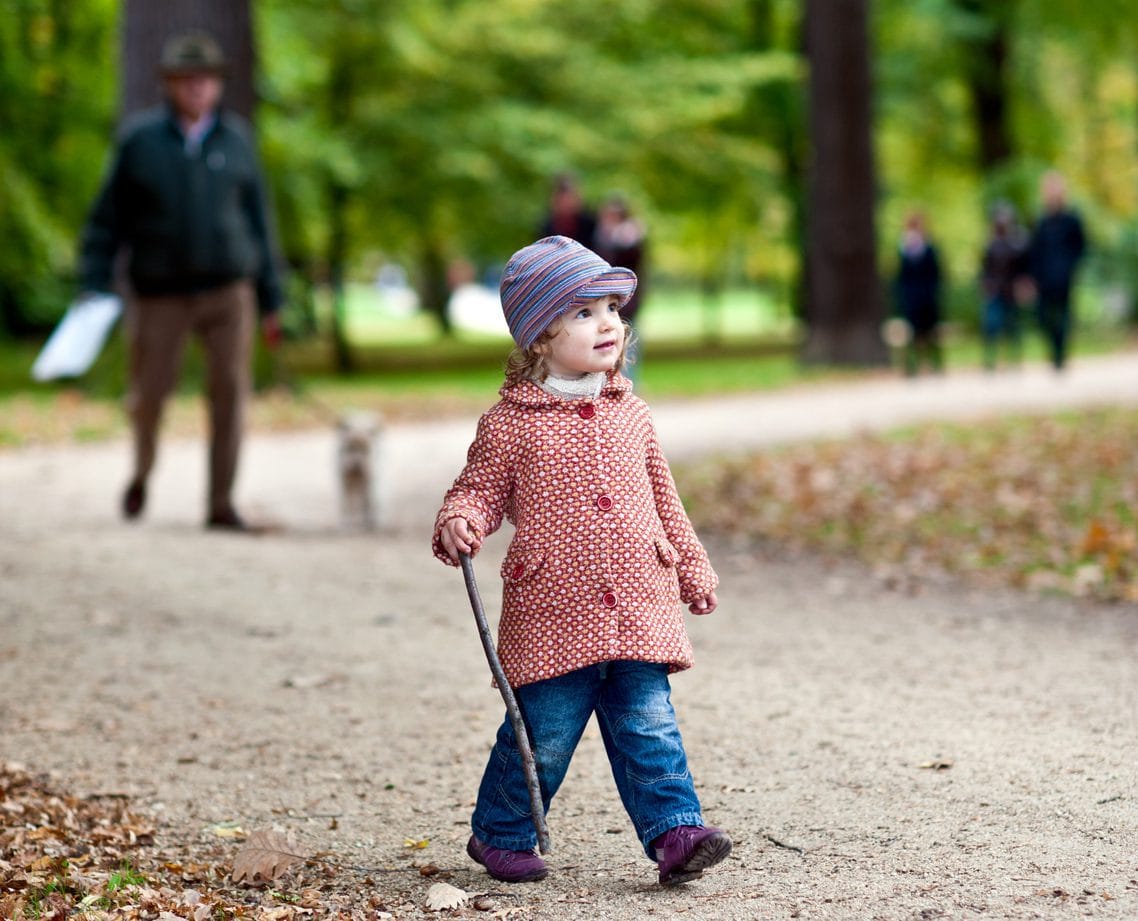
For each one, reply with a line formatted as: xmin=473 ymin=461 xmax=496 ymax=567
xmin=31 ymin=294 xmax=123 ymax=381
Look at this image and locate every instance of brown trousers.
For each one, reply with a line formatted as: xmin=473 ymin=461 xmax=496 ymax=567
xmin=124 ymin=280 xmax=255 ymax=518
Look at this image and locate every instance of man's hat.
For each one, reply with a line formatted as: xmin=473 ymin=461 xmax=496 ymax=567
xmin=159 ymin=30 xmax=227 ymax=75
xmin=500 ymin=236 xmax=637 ymax=349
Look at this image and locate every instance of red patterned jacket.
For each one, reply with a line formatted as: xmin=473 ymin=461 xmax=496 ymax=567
xmin=432 ymin=372 xmax=718 ymax=687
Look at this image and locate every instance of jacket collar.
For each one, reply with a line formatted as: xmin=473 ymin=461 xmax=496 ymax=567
xmin=499 ymin=371 xmax=632 ymax=407
xmin=163 ymin=104 xmax=221 ymax=142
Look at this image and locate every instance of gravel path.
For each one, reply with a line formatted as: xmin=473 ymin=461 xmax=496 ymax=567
xmin=2 ymin=354 xmax=1136 ymax=919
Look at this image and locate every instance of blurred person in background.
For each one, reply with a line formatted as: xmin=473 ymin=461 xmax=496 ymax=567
xmin=594 ymin=194 xmax=647 ymax=377
xmin=539 ymin=172 xmax=596 ymax=247
xmin=1027 ymin=171 xmax=1087 ymax=371
xmin=980 ymin=202 xmax=1029 ymax=371
xmin=78 ymin=30 xmax=284 ymax=532
xmin=894 ymin=210 xmax=944 ymax=376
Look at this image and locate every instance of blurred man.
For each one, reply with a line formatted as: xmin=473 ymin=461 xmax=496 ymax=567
xmin=79 ymin=30 xmax=283 ymax=531
xmin=1028 ymin=171 xmax=1086 ymax=371
xmin=538 ymin=173 xmax=596 ymax=247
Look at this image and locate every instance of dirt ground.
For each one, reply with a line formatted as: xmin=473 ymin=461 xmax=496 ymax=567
xmin=2 ymin=360 xmax=1137 ymax=919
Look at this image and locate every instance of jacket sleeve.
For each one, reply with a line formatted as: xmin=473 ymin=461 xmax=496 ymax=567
xmin=431 ymin=410 xmax=514 ymax=566
xmin=235 ymin=123 xmax=285 ymax=316
xmin=644 ymin=416 xmax=719 ymax=603
xmin=1070 ymin=212 xmax=1087 ymax=263
xmin=78 ymin=144 xmax=128 ymax=294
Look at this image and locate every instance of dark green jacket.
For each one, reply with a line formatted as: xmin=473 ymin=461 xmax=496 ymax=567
xmin=79 ymin=106 xmax=283 ymax=314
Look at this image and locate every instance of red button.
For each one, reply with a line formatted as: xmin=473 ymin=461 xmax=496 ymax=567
xmin=601 ymin=591 xmax=618 ymax=608
xmin=578 ymin=404 xmax=596 ymax=419
xmin=596 ymin=495 xmax=613 ymax=511
xmin=511 ymin=564 xmax=524 ymax=580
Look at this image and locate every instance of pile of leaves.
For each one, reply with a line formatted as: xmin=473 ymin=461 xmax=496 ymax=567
xmin=679 ymin=407 xmax=1138 ymax=603
xmin=0 ymin=763 xmax=446 ymax=919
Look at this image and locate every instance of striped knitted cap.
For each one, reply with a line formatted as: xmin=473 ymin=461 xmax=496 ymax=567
xmin=501 ymin=236 xmax=638 ymax=349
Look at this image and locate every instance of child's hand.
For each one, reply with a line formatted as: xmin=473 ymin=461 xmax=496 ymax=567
xmin=688 ymin=591 xmax=718 ymax=616
xmin=441 ymin=517 xmax=481 ymax=561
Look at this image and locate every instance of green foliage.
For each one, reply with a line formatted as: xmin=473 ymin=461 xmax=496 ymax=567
xmin=0 ymin=0 xmax=117 ymax=334
xmin=22 ymin=875 xmax=70 ymax=919
xmin=106 ymin=860 xmax=147 ymax=891
xmin=1 ymin=0 xmax=1135 ymax=340
xmin=257 ymin=0 xmax=799 ymax=301
xmin=876 ymin=0 xmax=1138 ymax=310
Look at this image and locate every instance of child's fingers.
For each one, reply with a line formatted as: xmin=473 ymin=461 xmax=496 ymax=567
xmin=442 ymin=526 xmax=468 ymax=560
xmin=456 ymin=520 xmax=482 ymax=554
xmin=440 ymin=529 xmax=461 ymax=561
xmin=442 ymin=519 xmax=479 ymax=560
xmin=689 ymin=592 xmax=718 ymax=615
xmin=455 ymin=521 xmax=476 ymax=552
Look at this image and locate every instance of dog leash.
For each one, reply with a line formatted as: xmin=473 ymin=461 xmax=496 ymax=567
xmin=267 ymin=348 xmax=344 ymax=428
xmin=459 ymin=552 xmax=552 ymax=855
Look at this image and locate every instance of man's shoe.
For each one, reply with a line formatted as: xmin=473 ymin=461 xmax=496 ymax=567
xmin=466 ymin=835 xmax=548 ymax=883
xmin=653 ymin=825 xmax=732 ymax=887
xmin=122 ymin=480 xmax=146 ymax=520
xmin=206 ymin=509 xmax=267 ymax=534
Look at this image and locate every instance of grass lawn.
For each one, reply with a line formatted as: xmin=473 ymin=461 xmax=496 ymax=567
xmin=0 ymin=344 xmax=839 ymax=448
xmin=0 ymin=285 xmax=805 ymax=447
xmin=324 ymin=282 xmax=796 ymax=347
xmin=1 ymin=283 xmax=1134 ymax=448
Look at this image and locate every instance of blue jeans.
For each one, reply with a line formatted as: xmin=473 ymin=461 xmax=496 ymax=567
xmin=982 ymin=296 xmax=1022 ymax=369
xmin=471 ymin=661 xmax=704 ymax=858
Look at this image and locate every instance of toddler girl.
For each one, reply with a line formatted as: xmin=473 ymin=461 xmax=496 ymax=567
xmin=432 ymin=235 xmax=731 ymax=887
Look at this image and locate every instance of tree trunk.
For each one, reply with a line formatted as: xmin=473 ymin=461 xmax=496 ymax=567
xmin=122 ymin=0 xmax=255 ymax=120
xmin=802 ymin=0 xmax=887 ymax=365
xmin=954 ymin=0 xmax=1015 ymax=171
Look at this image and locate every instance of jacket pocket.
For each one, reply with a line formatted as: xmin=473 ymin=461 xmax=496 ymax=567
xmin=654 ymin=537 xmax=680 ymax=567
xmin=501 ymin=546 xmax=548 ymax=584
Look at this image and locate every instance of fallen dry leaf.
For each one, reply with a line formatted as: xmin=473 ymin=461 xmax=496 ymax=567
xmin=0 ymin=763 xmax=387 ymax=917
xmin=231 ymin=829 xmax=311 ymax=885
xmin=425 ymin=881 xmax=469 ymax=911
xmin=680 ymin=408 xmax=1138 ymax=605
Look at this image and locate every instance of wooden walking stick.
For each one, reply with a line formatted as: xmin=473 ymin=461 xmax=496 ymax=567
xmin=459 ymin=552 xmax=552 ymax=855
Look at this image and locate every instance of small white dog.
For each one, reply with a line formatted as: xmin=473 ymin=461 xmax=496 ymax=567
xmin=336 ymin=411 xmax=383 ymax=531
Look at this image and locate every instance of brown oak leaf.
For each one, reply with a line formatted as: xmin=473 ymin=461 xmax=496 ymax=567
xmin=231 ymin=829 xmax=310 ymax=885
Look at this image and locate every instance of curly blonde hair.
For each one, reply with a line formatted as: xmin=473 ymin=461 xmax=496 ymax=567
xmin=505 ymin=318 xmax=636 ymax=383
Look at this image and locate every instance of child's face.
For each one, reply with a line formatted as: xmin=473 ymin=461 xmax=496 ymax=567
xmin=542 ymin=295 xmax=625 ymax=378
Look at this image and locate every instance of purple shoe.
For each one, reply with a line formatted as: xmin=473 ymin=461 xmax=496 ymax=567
xmin=466 ymin=835 xmax=548 ymax=883
xmin=652 ymin=825 xmax=733 ymax=886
